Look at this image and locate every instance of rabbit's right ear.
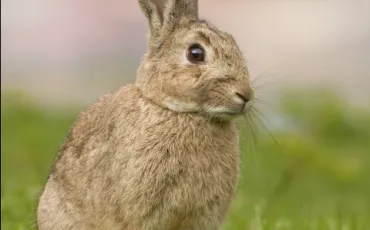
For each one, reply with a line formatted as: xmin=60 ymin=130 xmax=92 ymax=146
xmin=139 ymin=0 xmax=198 ymax=49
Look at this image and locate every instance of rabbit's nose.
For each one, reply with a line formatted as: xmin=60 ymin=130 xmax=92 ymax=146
xmin=235 ymin=92 xmax=249 ymax=103
xmin=235 ymin=90 xmax=253 ymax=103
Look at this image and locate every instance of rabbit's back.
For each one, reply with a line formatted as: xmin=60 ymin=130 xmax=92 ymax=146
xmin=37 ymin=85 xmax=240 ymax=230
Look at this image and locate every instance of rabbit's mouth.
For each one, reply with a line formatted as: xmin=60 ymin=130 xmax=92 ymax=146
xmin=225 ymin=111 xmax=244 ymax=116
xmin=203 ymin=100 xmax=254 ymax=120
xmin=218 ymin=109 xmax=245 ymax=116
xmin=204 ymin=107 xmax=246 ymax=120
xmin=218 ymin=111 xmax=245 ymax=117
xmin=206 ymin=111 xmax=244 ymax=122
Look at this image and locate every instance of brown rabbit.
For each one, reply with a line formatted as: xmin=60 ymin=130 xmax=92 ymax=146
xmin=37 ymin=0 xmax=254 ymax=229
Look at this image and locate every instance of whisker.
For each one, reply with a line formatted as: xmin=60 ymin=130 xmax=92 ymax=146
xmin=244 ymin=112 xmax=258 ymax=150
xmin=244 ymin=111 xmax=265 ymax=187
xmin=250 ymin=61 xmax=292 ymax=89
xmin=251 ymin=74 xmax=267 ymax=84
xmin=251 ymin=106 xmax=273 ymax=127
xmin=252 ymin=98 xmax=284 ymax=119
xmin=250 ymin=108 xmax=281 ymax=148
xmin=253 ymin=98 xmax=273 ymax=107
xmin=252 ymin=76 xmax=284 ymax=90
xmin=252 ymin=67 xmax=283 ymax=85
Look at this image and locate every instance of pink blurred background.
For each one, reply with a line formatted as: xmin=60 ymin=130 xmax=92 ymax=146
xmin=2 ymin=0 xmax=370 ymax=106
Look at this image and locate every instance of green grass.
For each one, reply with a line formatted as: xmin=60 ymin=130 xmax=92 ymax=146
xmin=1 ymin=89 xmax=370 ymax=230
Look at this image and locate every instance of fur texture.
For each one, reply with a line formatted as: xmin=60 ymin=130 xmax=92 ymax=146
xmin=37 ymin=0 xmax=254 ymax=229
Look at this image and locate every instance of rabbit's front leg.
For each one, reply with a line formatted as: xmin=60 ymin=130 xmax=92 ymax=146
xmin=37 ymin=181 xmax=89 ymax=230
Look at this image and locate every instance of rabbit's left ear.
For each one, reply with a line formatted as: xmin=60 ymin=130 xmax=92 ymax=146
xmin=139 ymin=0 xmax=199 ymax=49
xmin=162 ymin=0 xmax=199 ymax=28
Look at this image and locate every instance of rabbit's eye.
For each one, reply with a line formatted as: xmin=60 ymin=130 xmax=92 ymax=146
xmin=187 ymin=44 xmax=205 ymax=63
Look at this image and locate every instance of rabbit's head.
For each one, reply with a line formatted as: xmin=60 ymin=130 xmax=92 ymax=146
xmin=136 ymin=0 xmax=254 ymax=121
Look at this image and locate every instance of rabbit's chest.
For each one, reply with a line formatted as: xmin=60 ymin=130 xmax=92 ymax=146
xmin=130 ymin=134 xmax=239 ymax=213
xmin=117 ymin=116 xmax=239 ymax=223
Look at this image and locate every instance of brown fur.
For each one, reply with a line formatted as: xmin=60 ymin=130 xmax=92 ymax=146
xmin=37 ymin=0 xmax=254 ymax=229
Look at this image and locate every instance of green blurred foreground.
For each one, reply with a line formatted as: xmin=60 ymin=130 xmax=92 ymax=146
xmin=1 ymin=89 xmax=370 ymax=230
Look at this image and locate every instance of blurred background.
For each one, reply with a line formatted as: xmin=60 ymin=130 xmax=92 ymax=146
xmin=1 ymin=0 xmax=370 ymax=229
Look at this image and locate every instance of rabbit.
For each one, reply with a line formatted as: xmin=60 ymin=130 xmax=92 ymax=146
xmin=36 ymin=0 xmax=254 ymax=229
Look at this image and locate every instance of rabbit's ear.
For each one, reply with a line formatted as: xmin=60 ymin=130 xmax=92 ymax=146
xmin=139 ymin=0 xmax=199 ymax=48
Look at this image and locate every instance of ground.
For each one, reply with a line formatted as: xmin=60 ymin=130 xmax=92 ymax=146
xmin=2 ymin=88 xmax=369 ymax=230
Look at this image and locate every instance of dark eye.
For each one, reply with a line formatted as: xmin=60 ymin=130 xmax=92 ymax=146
xmin=187 ymin=44 xmax=205 ymax=63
